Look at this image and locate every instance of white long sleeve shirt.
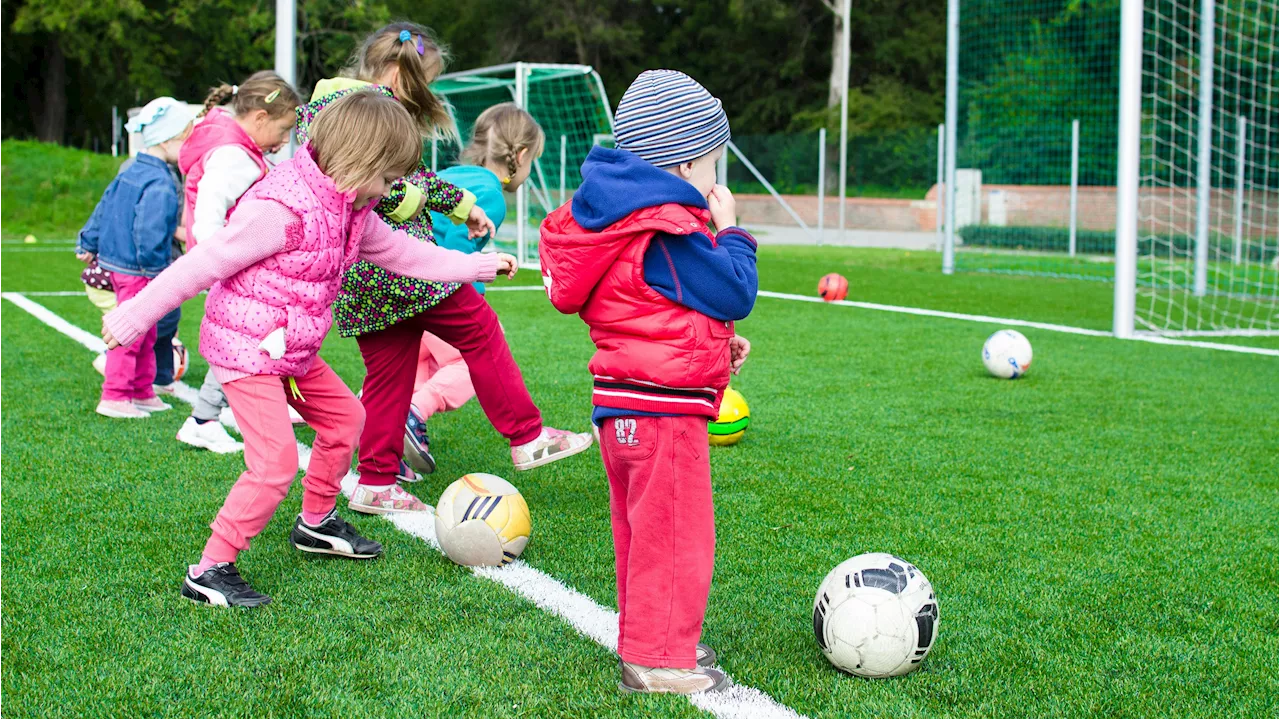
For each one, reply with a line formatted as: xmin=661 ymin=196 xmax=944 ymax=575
xmin=190 ymin=146 xmax=264 ymax=245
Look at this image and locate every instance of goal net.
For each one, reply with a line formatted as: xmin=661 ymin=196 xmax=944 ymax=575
xmin=431 ymin=63 xmax=615 ymax=267
xmin=1134 ymin=0 xmax=1279 ymax=336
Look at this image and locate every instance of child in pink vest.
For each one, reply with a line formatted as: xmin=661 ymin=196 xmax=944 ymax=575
xmin=104 ymin=91 xmax=518 ymax=608
xmin=175 ymin=71 xmax=302 ymax=455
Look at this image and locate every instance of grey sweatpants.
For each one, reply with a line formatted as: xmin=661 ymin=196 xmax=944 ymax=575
xmin=191 ymin=369 xmax=229 ymax=421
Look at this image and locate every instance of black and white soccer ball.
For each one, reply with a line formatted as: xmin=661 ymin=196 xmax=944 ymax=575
xmin=812 ymin=553 xmax=939 ymax=678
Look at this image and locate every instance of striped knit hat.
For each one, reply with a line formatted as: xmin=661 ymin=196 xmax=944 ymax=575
xmin=614 ymin=70 xmax=730 ymax=168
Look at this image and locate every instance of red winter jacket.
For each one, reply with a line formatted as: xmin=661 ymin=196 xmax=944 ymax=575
xmin=540 ymin=202 xmax=735 ymax=419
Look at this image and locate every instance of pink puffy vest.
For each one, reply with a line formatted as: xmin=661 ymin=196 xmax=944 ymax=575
xmin=199 ymin=144 xmax=368 ymax=377
xmin=179 ymin=108 xmax=268 ymax=248
xmin=539 ymin=202 xmax=733 ymax=418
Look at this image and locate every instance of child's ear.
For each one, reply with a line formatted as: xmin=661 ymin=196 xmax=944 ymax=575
xmin=677 ymin=161 xmax=696 ymax=180
xmin=517 ymin=147 xmax=530 ymax=166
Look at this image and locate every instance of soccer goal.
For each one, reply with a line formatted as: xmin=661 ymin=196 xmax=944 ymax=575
xmin=431 ymin=63 xmax=615 ymax=267
xmin=1115 ymin=0 xmax=1279 ymax=337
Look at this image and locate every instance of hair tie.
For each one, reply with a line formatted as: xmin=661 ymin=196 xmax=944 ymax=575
xmin=232 ymin=85 xmax=239 ymax=96
xmin=399 ymin=30 xmax=411 ymax=43
xmin=264 ymin=89 xmax=281 ymax=104
xmin=415 ymin=35 xmax=425 ymax=56
xmin=501 ymin=176 xmax=511 ymax=186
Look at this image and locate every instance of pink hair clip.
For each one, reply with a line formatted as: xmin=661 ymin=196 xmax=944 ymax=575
xmin=415 ymin=34 xmax=425 ymax=56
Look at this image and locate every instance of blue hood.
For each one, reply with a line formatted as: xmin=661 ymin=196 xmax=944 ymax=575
xmin=571 ymin=146 xmax=708 ymax=230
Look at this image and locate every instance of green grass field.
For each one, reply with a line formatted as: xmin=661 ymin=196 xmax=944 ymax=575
xmin=3 ymin=141 xmax=1278 ymax=718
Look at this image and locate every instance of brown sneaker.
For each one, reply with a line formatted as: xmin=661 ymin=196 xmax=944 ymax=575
xmin=695 ymin=642 xmax=717 ymax=667
xmin=619 ymin=661 xmax=729 ymax=694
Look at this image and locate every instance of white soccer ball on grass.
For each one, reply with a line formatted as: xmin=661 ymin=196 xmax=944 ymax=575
xmin=982 ymin=329 xmax=1033 ymax=379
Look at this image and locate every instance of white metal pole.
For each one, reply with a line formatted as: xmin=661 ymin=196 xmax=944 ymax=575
xmin=837 ymin=0 xmax=851 ymax=240
xmin=942 ymin=0 xmax=959 ymax=274
xmin=1193 ymin=0 xmax=1215 ymax=296
xmin=935 ymin=123 xmax=944 ymax=238
xmin=817 ymin=128 xmax=827 ymax=240
xmin=111 ymin=106 xmax=119 ymax=158
xmin=1114 ymin=0 xmax=1143 ymax=338
xmin=717 ymin=149 xmax=728 ymax=186
xmin=1069 ymin=118 xmax=1080 ymax=256
xmin=515 ymin=62 xmax=527 ymax=266
xmin=274 ymin=0 xmax=296 ymax=159
xmin=559 ymin=134 xmax=568 ymax=206
xmin=1233 ymin=115 xmax=1246 ymax=264
xmin=431 ymin=138 xmax=438 ymax=172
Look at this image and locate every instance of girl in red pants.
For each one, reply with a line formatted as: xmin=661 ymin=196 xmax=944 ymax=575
xmin=296 ymin=22 xmax=591 ymax=517
xmin=104 ymin=92 xmax=517 ymax=607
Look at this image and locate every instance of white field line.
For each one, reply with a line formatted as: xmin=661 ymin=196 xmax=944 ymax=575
xmin=13 ymin=290 xmax=87 ymax=297
xmin=757 ymin=290 xmax=1280 ymax=357
xmin=3 ymin=292 xmax=808 ymax=719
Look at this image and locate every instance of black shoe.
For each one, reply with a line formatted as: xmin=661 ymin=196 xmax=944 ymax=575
xmin=289 ymin=511 xmax=382 ymax=559
xmin=403 ymin=406 xmax=436 ymax=476
xmin=181 ymin=563 xmax=272 ymax=608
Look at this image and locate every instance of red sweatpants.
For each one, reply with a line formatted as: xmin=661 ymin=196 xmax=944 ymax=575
xmin=202 ymin=357 xmax=364 ymax=563
xmin=599 ymin=415 xmax=715 ymax=669
xmin=355 ymin=285 xmax=542 ymax=487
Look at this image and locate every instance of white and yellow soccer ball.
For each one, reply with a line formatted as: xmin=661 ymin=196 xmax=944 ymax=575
xmin=982 ymin=329 xmax=1033 ymax=379
xmin=434 ymin=473 xmax=531 ymax=567
xmin=813 ymin=553 xmax=939 ymax=678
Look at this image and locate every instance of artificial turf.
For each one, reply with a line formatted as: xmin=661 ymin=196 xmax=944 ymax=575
xmin=2 ymin=243 xmax=1276 ymax=718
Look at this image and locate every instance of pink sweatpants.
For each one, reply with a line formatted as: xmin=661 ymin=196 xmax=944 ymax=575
xmin=411 ymin=332 xmax=476 ymax=419
xmin=202 ymin=356 xmax=365 ymax=564
xmin=102 ymin=273 xmax=157 ymax=402
xmin=599 ymin=415 xmax=716 ymax=669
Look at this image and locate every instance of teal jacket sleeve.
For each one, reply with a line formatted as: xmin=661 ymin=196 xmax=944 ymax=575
xmin=434 ymin=182 xmax=507 ymax=256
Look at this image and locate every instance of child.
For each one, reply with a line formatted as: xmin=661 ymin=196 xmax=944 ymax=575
xmin=76 ymin=97 xmax=196 ymax=419
xmin=297 ymin=22 xmax=591 ymax=517
xmin=539 ymin=70 xmax=758 ymax=694
xmin=402 ymin=103 xmax=545 ymax=474
xmin=102 ymin=91 xmax=518 ymax=608
xmin=176 ymin=71 xmax=302 ymax=454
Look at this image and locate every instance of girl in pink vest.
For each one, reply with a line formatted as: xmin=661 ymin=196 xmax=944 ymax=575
xmin=298 ymin=23 xmax=594 ymax=517
xmin=104 ymin=91 xmax=518 ymax=608
xmin=175 ymin=71 xmax=303 ymax=455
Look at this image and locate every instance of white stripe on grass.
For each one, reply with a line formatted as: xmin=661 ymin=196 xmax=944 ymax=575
xmin=3 ymin=292 xmax=810 ymax=719
xmin=757 ymin=290 xmax=1280 ymax=357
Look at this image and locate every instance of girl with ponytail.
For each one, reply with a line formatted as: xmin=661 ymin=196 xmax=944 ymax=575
xmin=174 ymin=70 xmax=302 ymax=454
xmin=297 ymin=23 xmax=592 ymax=517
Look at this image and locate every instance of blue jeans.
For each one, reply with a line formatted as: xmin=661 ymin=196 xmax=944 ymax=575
xmin=153 ymin=307 xmax=181 ymax=385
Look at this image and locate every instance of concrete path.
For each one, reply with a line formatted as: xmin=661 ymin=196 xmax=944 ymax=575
xmin=743 ymin=223 xmax=940 ymax=250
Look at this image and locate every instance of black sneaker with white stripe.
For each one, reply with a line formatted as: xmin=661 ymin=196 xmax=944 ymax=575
xmin=181 ymin=563 xmax=272 ymax=608
xmin=289 ymin=511 xmax=382 ymax=559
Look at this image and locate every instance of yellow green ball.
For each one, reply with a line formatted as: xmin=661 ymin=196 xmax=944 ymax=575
xmin=709 ymin=387 xmax=750 ymax=446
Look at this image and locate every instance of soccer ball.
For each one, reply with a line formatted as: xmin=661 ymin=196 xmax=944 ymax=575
xmin=172 ymin=337 xmax=189 ymax=382
xmin=709 ymin=387 xmax=750 ymax=446
xmin=434 ymin=473 xmax=531 ymax=567
xmin=818 ymin=273 xmax=849 ymax=302
xmin=982 ymin=329 xmax=1033 ymax=379
xmin=812 ymin=553 xmax=939 ymax=678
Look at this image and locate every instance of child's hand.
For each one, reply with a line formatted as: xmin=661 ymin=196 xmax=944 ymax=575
xmin=467 ymin=205 xmax=497 ymax=240
xmin=708 ymin=184 xmax=737 ymax=231
xmin=102 ymin=320 xmax=121 ymax=351
xmin=76 ymin=251 xmax=95 ymax=264
xmin=495 ymin=253 xmax=519 ymax=279
xmin=729 ymin=334 xmax=750 ymax=374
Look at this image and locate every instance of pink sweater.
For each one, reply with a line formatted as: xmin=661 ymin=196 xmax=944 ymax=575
xmin=105 ymin=197 xmax=499 ymax=383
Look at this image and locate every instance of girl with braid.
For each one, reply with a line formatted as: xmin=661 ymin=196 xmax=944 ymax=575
xmin=298 ymin=23 xmax=591 ymax=516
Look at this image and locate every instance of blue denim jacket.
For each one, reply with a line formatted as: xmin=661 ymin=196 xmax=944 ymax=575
xmin=75 ymin=153 xmax=180 ymax=278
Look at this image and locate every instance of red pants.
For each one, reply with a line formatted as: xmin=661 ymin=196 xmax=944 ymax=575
xmin=203 ymin=357 xmax=364 ymax=563
xmin=599 ymin=415 xmax=715 ymax=669
xmin=102 ymin=273 xmax=157 ymax=402
xmin=355 ymin=285 xmax=542 ymax=487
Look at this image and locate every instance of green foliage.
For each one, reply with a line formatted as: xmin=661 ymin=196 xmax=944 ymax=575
xmin=0 ymin=139 xmax=122 ymax=239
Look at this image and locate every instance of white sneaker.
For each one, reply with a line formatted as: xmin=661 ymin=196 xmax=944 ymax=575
xmin=97 ymin=399 xmax=149 ymax=419
xmin=154 ymin=383 xmax=178 ymax=396
xmin=511 ymin=427 xmax=594 ymax=471
xmin=92 ymin=353 xmax=107 ymax=376
xmin=219 ymin=407 xmax=241 ymax=434
xmin=348 ymin=483 xmax=429 ymax=515
xmin=289 ymin=405 xmax=305 ymax=425
xmin=133 ymin=396 xmax=172 ymax=413
xmin=177 ymin=416 xmax=244 ymax=454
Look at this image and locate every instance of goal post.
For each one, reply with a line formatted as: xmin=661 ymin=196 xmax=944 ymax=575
xmin=431 ymin=63 xmax=615 ymax=268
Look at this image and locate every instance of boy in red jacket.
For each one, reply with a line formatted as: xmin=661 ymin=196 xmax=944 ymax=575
xmin=540 ymin=69 xmax=757 ymax=694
